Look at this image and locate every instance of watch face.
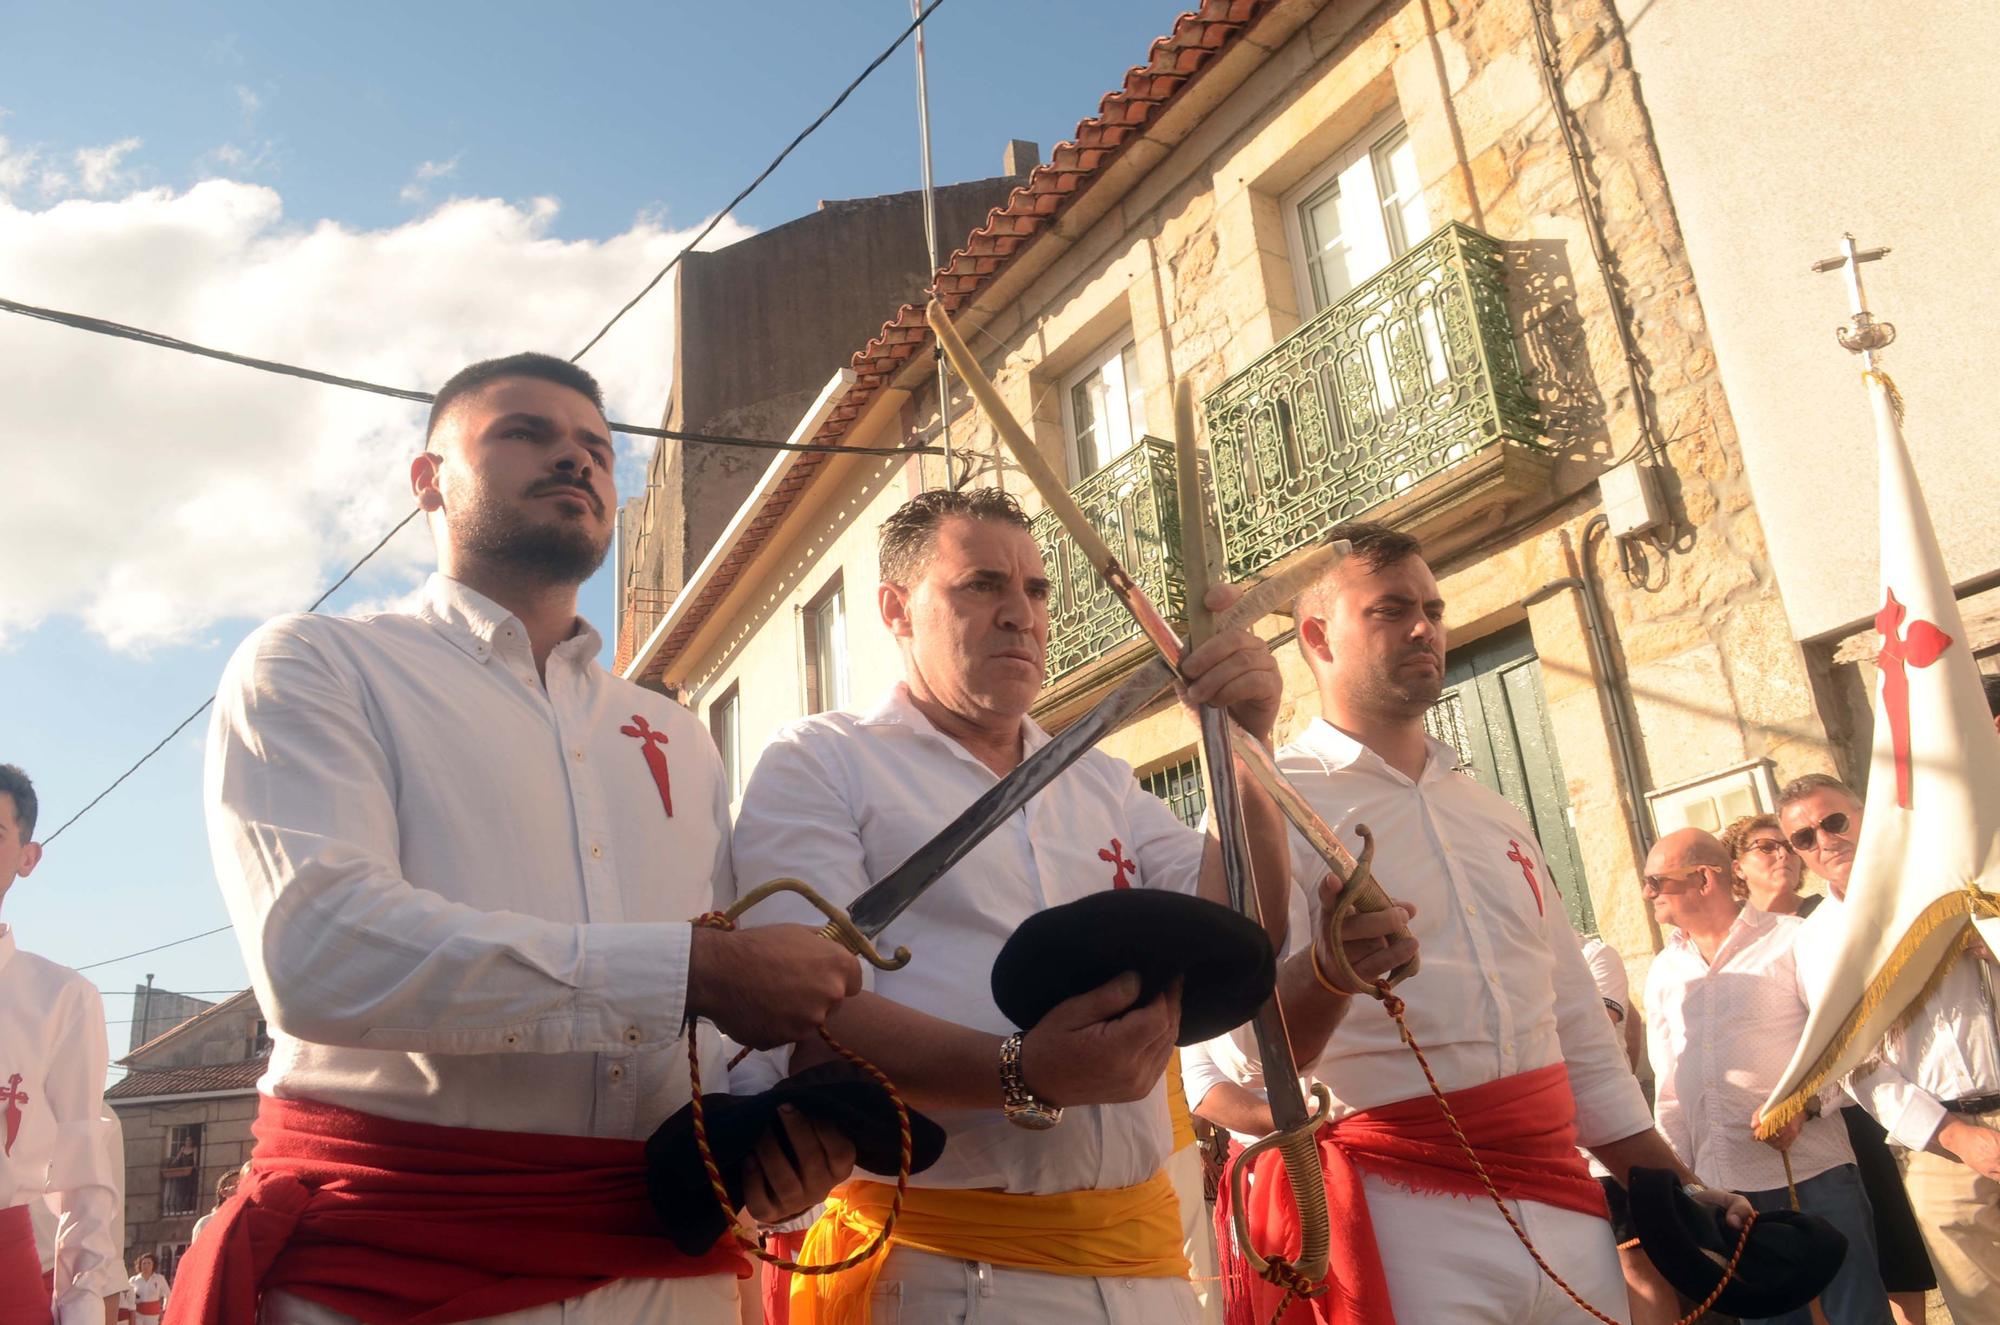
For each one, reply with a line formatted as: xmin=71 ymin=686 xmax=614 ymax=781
xmin=1005 ymin=1103 xmax=1062 ymax=1131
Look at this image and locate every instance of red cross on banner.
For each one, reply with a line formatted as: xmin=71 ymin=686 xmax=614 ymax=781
xmin=1 ymin=1073 xmax=27 ymax=1156
xmin=1506 ymin=840 xmax=1544 ymax=917
xmin=1099 ymin=837 xmax=1137 ymax=889
xmin=1873 ymin=587 xmax=1952 ymax=810
xmin=620 ymin=714 xmax=674 ymax=820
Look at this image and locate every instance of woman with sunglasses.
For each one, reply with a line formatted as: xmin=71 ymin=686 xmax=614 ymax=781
xmin=1718 ymin=814 xmax=1819 ymax=917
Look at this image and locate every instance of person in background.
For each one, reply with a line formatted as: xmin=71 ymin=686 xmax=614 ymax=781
xmin=0 ymin=762 xmax=126 ymax=1325
xmin=187 ymin=1165 xmax=245 ymax=1247
xmin=128 ymin=1254 xmax=168 ymax=1319
xmin=1182 ymin=1031 xmax=1274 ymax=1325
xmin=1720 ymin=814 xmax=1817 ymax=917
xmin=1783 ymin=774 xmax=1970 ymax=1323
xmin=1641 ymin=827 xmax=1887 ymax=1324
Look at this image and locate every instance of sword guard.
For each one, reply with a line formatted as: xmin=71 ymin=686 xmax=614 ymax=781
xmin=1320 ymin=825 xmax=1419 ymax=996
xmin=724 ymin=878 xmax=912 ymax=971
xmin=1230 ymin=1082 xmax=1336 ymax=1287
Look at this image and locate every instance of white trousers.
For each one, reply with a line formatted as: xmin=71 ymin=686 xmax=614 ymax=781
xmin=1364 ymin=1172 xmax=1630 ymax=1325
xmin=864 ymin=1246 xmax=1201 ymax=1325
xmin=262 ymin=1275 xmax=742 ymax=1323
xmin=1170 ymin=1143 xmax=1224 ymax=1325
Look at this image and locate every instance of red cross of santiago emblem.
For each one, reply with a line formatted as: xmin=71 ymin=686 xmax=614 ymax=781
xmin=1875 ymin=588 xmax=1952 ymax=810
xmin=1099 ymin=837 xmax=1137 ymax=890
xmin=1507 ymin=840 xmax=1544 ymax=917
xmin=620 ymin=714 xmax=674 ymax=819
xmin=1 ymin=1073 xmax=27 ymax=1156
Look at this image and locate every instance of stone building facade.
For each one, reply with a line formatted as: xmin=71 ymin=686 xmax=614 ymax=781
xmin=621 ymin=0 xmax=1871 ymax=993
xmin=104 ymin=989 xmax=267 ymax=1281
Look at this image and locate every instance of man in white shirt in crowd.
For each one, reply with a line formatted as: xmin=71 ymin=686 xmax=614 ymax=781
xmin=732 ymin=487 xmax=1398 ymax=1324
xmin=1234 ymin=520 xmax=1748 ymax=1325
xmin=0 ymin=764 xmax=125 ymax=1325
xmin=188 ymin=354 xmax=865 ymax=1324
xmin=1781 ymin=772 xmax=2000 ymax=1322
xmin=1640 ymin=826 xmax=1889 ymax=1324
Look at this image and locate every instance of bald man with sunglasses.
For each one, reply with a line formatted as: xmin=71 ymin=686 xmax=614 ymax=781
xmin=1781 ymin=773 xmax=2000 ymax=1322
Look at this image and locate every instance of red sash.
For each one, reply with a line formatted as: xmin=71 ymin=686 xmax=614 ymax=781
xmin=0 ymin=1205 xmax=51 ymax=1325
xmin=164 ymin=1093 xmax=747 ymax=1325
xmin=1238 ymin=1062 xmax=1607 ymax=1325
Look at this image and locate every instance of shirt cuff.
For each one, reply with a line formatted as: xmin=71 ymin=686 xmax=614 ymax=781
xmin=1886 ymin=1090 xmax=1949 ymax=1152
xmin=1573 ymin=1074 xmax=1657 ymax=1152
xmin=580 ymin=920 xmax=694 ymax=1045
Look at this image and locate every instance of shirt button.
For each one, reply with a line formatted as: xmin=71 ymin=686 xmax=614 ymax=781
xmin=504 ymin=1034 xmax=519 ymax=1046
xmin=610 ymin=1064 xmax=625 ymax=1080
xmin=590 ymin=844 xmax=603 ymax=859
xmin=625 ymin=1027 xmax=641 ymax=1044
xmin=572 ymin=748 xmax=585 ymax=761
xmin=1464 ymin=903 xmax=1478 ymax=916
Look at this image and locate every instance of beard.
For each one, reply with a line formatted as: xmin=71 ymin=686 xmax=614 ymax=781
xmin=448 ymin=486 xmax=610 ymax=587
xmin=1355 ymin=651 xmax=1445 ymax=718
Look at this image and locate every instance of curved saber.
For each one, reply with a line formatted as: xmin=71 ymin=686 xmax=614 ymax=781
xmin=926 ymin=299 xmax=1415 ymax=995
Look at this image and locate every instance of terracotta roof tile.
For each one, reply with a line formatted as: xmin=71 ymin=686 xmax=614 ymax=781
xmin=636 ymin=0 xmax=1274 ymax=685
xmin=106 ymin=1056 xmax=267 ymax=1101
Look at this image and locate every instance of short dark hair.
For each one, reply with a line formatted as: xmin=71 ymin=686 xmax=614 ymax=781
xmin=1296 ymin=520 xmax=1425 ymax=622
xmin=426 ymin=353 xmax=606 ymax=441
xmin=0 ymin=764 xmax=36 ymax=842
xmin=879 ymin=487 xmax=1034 ymax=586
xmin=1777 ymin=772 xmax=1859 ymax=813
xmin=1983 ymin=672 xmax=2000 ymax=718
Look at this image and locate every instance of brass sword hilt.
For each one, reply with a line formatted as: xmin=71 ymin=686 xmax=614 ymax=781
xmin=725 ymin=877 xmax=912 ymax=971
xmin=1229 ymin=1082 xmax=1336 ymax=1287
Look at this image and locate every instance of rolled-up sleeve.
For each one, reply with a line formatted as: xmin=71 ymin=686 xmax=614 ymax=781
xmin=1545 ymin=873 xmax=1652 ymax=1147
xmin=206 ymin=619 xmax=692 ymax=1055
xmin=46 ymin=982 xmax=126 ymax=1323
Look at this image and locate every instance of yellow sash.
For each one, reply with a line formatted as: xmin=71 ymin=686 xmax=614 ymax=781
xmin=1167 ymin=1050 xmax=1197 ymax=1153
xmin=788 ymin=1171 xmax=1190 ymax=1324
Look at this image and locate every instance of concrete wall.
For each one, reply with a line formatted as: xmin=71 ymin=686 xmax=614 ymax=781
xmin=669 ymin=0 xmax=1853 ymax=990
xmin=126 ymin=996 xmax=263 ymax=1070
xmin=124 ymin=988 xmax=212 ymax=1055
xmin=1612 ymin=0 xmax=2000 ymax=642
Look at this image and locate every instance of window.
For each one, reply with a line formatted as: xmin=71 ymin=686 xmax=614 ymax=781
xmin=1061 ymin=338 xmax=1146 ymax=480
xmin=1285 ymin=116 xmax=1430 ymax=314
xmin=1140 ymin=753 xmax=1208 ymax=830
xmin=160 ymin=1123 xmax=203 ymax=1215
xmin=801 ymin=577 xmax=850 ymax=714
xmin=251 ymin=1018 xmax=272 ymax=1056
xmin=156 ymin=1241 xmax=190 ymax=1280
xmin=709 ymin=685 xmax=741 ymax=800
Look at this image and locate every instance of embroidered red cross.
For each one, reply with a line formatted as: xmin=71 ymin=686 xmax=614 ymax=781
xmin=1 ymin=1073 xmax=27 ymax=1157
xmin=619 ymin=714 xmax=674 ymax=820
xmin=1099 ymin=837 xmax=1137 ymax=890
xmin=1875 ymin=588 xmax=1953 ymax=810
xmin=1507 ymin=840 xmax=1544 ymax=917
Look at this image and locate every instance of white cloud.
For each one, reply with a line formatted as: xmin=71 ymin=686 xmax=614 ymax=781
xmin=74 ymin=137 xmax=141 ymax=195
xmin=400 ymin=155 xmax=462 ymax=205
xmin=0 ymin=174 xmax=751 ymax=651
xmin=233 ymin=84 xmax=261 ymax=118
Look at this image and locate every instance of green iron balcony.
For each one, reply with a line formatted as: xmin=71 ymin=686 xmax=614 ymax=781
xmin=1031 ymin=436 xmax=1185 ymax=682
xmin=1203 ymin=221 xmax=1544 ymax=580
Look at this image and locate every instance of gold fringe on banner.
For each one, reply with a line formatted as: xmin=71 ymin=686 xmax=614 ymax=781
xmin=1864 ymin=368 xmax=1907 ymax=424
xmin=1758 ymin=886 xmax=2000 ymax=1136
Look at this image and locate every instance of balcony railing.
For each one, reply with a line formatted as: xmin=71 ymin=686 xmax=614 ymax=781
xmin=1032 ymin=437 xmax=1185 ymax=680
xmin=1203 ymin=221 xmax=1542 ymax=580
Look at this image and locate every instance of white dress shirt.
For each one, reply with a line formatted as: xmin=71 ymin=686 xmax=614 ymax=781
xmin=1795 ymin=895 xmax=2000 ymax=1151
xmin=1645 ymin=906 xmax=1854 ymax=1191
xmin=730 ymin=684 xmax=1209 ymax=1195
xmin=0 ymin=926 xmax=126 ymax=1324
xmin=129 ymin=1271 xmax=169 ymax=1308
xmin=206 ymin=575 xmax=742 ymax=1319
xmin=1580 ymin=937 xmax=1630 ymax=1022
xmin=1264 ymin=720 xmax=1651 ymax=1146
xmin=1180 ymin=1034 xmax=1271 ymax=1147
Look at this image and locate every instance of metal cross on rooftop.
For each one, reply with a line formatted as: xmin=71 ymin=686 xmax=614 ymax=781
xmin=1811 ymin=233 xmax=1896 ymax=366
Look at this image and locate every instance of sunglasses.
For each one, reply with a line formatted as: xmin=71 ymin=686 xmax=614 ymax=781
xmin=1740 ymin=838 xmax=1796 ymax=858
xmin=1641 ymin=865 xmax=1713 ymax=894
xmin=1788 ymin=812 xmax=1853 ymax=852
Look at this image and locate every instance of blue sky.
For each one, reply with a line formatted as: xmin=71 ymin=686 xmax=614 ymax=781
xmin=0 ymin=0 xmax=1185 ymax=1051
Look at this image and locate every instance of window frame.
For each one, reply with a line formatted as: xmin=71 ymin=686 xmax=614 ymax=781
xmin=709 ymin=683 xmax=742 ymax=801
xmin=800 ymin=574 xmax=850 ymax=715
xmin=1281 ymin=111 xmax=1424 ymax=317
xmin=1059 ymin=334 xmax=1147 ymax=483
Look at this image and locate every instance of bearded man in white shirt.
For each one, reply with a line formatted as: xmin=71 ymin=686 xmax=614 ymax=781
xmin=1781 ymin=772 xmax=2000 ymax=1322
xmin=1231 ymin=521 xmax=1750 ymax=1325
xmin=732 ymin=487 xmax=1404 ymax=1325
xmin=1640 ymin=826 xmax=1889 ymax=1324
xmin=0 ymin=764 xmax=126 ymax=1325
xmin=185 ymin=354 xmax=866 ymax=1325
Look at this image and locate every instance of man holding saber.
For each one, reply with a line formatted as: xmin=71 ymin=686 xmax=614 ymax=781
xmin=735 ymin=488 xmax=1409 ymax=1324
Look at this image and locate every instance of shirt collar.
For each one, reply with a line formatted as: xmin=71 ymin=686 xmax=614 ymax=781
xmin=1293 ymin=716 xmax=1457 ymax=788
xmin=0 ymin=924 xmax=13 ymax=976
xmin=415 ymin=573 xmax=603 ymax=668
xmin=858 ymin=683 xmax=1051 ymax=759
xmin=1667 ymin=903 xmax=1772 ymax=958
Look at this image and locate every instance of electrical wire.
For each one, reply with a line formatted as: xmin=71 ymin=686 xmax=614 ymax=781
xmin=0 ymin=296 xmax=938 ymax=457
xmin=73 ymin=926 xmax=236 ymax=972
xmin=568 ymin=0 xmax=947 ymax=362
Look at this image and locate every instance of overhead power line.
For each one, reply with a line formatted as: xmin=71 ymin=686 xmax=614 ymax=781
xmin=569 ymin=0 xmax=947 ymax=362
xmin=0 ymin=297 xmax=937 ymax=457
xmin=74 ymin=925 xmax=236 ymax=972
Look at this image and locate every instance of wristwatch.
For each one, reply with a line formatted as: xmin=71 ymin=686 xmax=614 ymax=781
xmin=999 ymin=1031 xmax=1063 ymax=1130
